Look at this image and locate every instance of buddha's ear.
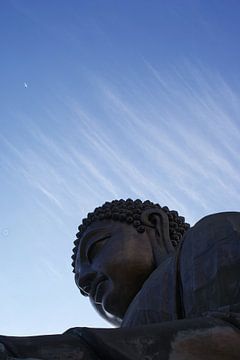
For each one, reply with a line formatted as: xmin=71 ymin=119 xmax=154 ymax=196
xmin=141 ymin=208 xmax=174 ymax=257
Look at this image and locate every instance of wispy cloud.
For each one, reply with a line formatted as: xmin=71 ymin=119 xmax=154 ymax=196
xmin=1 ymin=62 xmax=240 ymax=226
xmin=38 ymin=257 xmax=63 ymax=281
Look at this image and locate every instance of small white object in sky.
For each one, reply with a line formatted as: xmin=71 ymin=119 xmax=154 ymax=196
xmin=24 ymin=82 xmax=28 ymax=88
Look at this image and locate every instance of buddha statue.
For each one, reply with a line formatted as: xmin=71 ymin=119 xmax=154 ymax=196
xmin=72 ymin=199 xmax=190 ymax=327
xmin=0 ymin=199 xmax=239 ymax=359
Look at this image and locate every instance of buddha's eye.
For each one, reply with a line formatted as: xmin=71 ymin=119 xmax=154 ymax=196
xmin=86 ymin=236 xmax=110 ymax=263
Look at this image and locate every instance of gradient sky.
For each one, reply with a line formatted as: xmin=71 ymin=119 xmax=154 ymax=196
xmin=1 ymin=0 xmax=240 ymax=335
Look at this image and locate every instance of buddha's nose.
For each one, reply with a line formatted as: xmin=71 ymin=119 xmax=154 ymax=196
xmin=75 ymin=271 xmax=97 ymax=297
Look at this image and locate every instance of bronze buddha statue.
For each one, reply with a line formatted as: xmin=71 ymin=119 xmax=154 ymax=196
xmin=0 ymin=199 xmax=239 ymax=359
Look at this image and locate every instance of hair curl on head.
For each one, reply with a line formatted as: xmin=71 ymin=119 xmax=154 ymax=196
xmin=71 ymin=198 xmax=190 ymax=272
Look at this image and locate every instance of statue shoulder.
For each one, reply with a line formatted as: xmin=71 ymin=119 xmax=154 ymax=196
xmin=180 ymin=211 xmax=240 ymax=319
xmin=182 ymin=211 xmax=240 ymax=247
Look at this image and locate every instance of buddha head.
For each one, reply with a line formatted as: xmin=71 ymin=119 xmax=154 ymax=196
xmin=72 ymin=199 xmax=190 ymax=326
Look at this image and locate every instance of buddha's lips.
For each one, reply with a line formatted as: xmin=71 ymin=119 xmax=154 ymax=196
xmin=90 ymin=276 xmax=107 ymax=302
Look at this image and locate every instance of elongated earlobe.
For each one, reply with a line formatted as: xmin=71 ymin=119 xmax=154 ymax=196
xmin=141 ymin=208 xmax=175 ymax=259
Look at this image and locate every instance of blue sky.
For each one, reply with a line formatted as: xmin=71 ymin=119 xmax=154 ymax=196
xmin=0 ymin=0 xmax=240 ymax=335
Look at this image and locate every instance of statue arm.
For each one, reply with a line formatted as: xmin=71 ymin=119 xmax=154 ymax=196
xmin=0 ymin=333 xmax=100 ymax=360
xmin=70 ymin=315 xmax=240 ymax=360
xmin=1 ymin=314 xmax=239 ymax=360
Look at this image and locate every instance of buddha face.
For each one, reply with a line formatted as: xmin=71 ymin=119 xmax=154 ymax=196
xmin=74 ymin=219 xmax=155 ymax=323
